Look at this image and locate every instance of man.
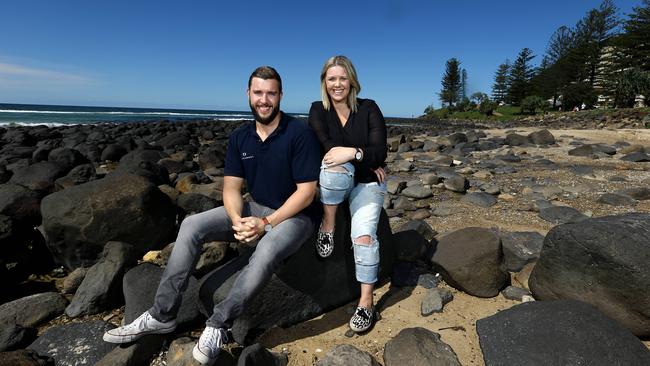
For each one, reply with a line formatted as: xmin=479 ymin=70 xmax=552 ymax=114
xmin=103 ymin=66 xmax=321 ymax=365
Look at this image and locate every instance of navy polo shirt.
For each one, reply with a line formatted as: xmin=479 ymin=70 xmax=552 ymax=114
xmin=223 ymin=112 xmax=321 ymax=223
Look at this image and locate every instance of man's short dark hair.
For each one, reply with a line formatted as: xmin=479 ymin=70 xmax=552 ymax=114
xmin=248 ymin=66 xmax=282 ymax=92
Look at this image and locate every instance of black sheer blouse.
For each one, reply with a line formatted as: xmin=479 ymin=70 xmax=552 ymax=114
xmin=308 ymin=98 xmax=387 ymax=184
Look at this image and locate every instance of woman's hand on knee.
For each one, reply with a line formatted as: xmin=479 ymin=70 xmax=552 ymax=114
xmin=323 ymin=146 xmax=355 ymax=166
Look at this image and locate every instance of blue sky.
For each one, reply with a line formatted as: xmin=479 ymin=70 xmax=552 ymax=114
xmin=0 ymin=0 xmax=642 ymax=117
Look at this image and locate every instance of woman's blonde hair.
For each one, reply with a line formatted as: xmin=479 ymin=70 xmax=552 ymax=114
xmin=320 ymin=55 xmax=361 ymax=112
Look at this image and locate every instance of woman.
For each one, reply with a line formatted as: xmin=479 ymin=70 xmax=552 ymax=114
xmin=308 ymin=55 xmax=387 ymax=333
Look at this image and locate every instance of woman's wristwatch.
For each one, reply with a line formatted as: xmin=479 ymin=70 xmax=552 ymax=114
xmin=354 ymin=148 xmax=363 ymax=162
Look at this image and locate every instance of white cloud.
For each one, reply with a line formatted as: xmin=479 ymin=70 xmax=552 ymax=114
xmin=0 ymin=62 xmax=93 ymax=84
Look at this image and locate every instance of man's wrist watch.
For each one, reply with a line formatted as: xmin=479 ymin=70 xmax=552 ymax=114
xmin=262 ymin=217 xmax=272 ymax=232
xmin=354 ymin=148 xmax=363 ymax=162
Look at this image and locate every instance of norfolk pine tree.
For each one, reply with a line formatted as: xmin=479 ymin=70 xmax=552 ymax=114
xmin=439 ymin=58 xmax=462 ymax=107
xmin=491 ymin=61 xmax=510 ymax=103
xmin=507 ymin=48 xmax=536 ymax=105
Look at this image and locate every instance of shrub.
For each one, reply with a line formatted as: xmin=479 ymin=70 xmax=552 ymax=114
xmin=520 ymin=95 xmax=547 ymax=114
xmin=613 ymin=68 xmax=650 ymax=108
xmin=479 ymin=100 xmax=498 ymax=115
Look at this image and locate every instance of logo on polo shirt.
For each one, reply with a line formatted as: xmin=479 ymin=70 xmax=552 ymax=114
xmin=241 ymin=152 xmax=254 ymax=160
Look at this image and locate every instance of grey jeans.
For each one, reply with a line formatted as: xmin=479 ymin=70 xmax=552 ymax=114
xmin=148 ymin=201 xmax=314 ymax=328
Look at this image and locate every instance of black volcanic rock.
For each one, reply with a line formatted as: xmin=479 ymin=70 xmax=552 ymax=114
xmin=122 ymin=263 xmax=203 ymax=330
xmin=0 ymin=349 xmax=54 ymax=366
xmin=538 ymin=206 xmax=588 ymax=224
xmin=505 ymin=133 xmax=529 ymax=146
xmin=0 ymin=325 xmax=37 ymax=352
xmin=28 ymin=321 xmax=115 ymax=366
xmin=621 ymin=152 xmax=650 ymax=162
xmin=198 ymin=207 xmax=396 ymax=344
xmin=384 ymin=327 xmax=460 ymax=366
xmin=9 ymin=162 xmax=66 ymax=192
xmin=47 ymin=148 xmax=89 ymax=173
xmin=40 ymin=173 xmax=176 ymax=269
xmin=461 ymin=192 xmax=497 ymax=207
xmin=54 ymin=163 xmax=97 ymax=190
xmin=431 ymin=227 xmax=508 ymax=297
xmin=65 ymin=241 xmax=138 ymax=317
xmin=528 ymin=129 xmax=555 ymax=145
xmin=100 ymin=143 xmax=128 ymax=162
xmin=529 ymin=213 xmax=650 ymax=336
xmin=477 ymin=300 xmax=650 ymax=366
xmin=0 ymin=292 xmax=67 ymax=328
xmin=597 ymin=192 xmax=637 ymax=206
xmin=116 ymin=149 xmax=170 ymax=185
xmin=317 ymin=344 xmax=378 ymax=366
xmin=0 ymin=184 xmax=41 ymax=224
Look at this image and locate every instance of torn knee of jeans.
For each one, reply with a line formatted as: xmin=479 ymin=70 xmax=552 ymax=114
xmin=353 ymin=235 xmax=372 ymax=246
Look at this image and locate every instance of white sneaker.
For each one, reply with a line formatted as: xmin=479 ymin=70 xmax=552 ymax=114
xmin=192 ymin=326 xmax=228 ymax=365
xmin=103 ymin=311 xmax=177 ymax=343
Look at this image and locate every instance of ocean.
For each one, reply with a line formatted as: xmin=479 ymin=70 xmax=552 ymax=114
xmin=0 ymin=103 xmax=308 ymax=127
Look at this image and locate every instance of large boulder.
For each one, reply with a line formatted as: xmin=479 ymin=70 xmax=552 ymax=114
xmin=65 ymin=241 xmax=139 ymax=317
xmin=529 ymin=213 xmax=650 ymax=336
xmin=155 ymin=131 xmax=191 ymax=150
xmin=198 ymin=207 xmax=396 ymax=344
xmin=383 ymin=327 xmax=461 ymax=366
xmin=500 ymin=231 xmax=544 ymax=272
xmin=0 ymin=184 xmax=41 ymax=225
xmin=40 ymin=173 xmax=177 ymax=269
xmin=47 ymin=148 xmax=89 ymax=173
xmin=528 ymin=129 xmax=555 ymax=145
xmin=9 ymin=162 xmax=67 ymax=193
xmin=122 ymin=263 xmax=203 ymax=329
xmin=28 ymin=321 xmax=115 ymax=366
xmin=477 ymin=300 xmax=650 ymax=366
xmin=430 ymin=227 xmax=508 ymax=297
xmin=53 ymin=163 xmax=96 ymax=190
xmin=116 ymin=149 xmax=170 ymax=185
xmin=505 ymin=133 xmax=529 ymax=146
xmin=0 ymin=292 xmax=67 ymax=328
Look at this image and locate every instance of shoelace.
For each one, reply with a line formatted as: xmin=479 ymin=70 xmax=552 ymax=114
xmin=201 ymin=328 xmax=222 ymax=349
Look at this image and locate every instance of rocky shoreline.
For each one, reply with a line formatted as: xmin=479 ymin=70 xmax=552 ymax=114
xmin=0 ymin=115 xmax=649 ymax=365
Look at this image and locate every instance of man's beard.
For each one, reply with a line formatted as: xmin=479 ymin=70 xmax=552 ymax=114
xmin=249 ymin=102 xmax=280 ymax=125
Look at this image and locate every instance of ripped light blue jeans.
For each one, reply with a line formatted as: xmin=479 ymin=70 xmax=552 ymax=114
xmin=320 ymin=161 xmax=387 ymax=284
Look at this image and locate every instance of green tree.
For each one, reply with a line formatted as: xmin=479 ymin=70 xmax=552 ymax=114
xmin=508 ymin=48 xmax=536 ymax=105
xmin=620 ymin=0 xmax=650 ymax=71
xmin=470 ymin=92 xmax=489 ymax=104
xmin=439 ymin=58 xmax=462 ymax=107
xmin=573 ymin=0 xmax=621 ymax=86
xmin=613 ymin=68 xmax=650 ymax=107
xmin=491 ymin=61 xmax=510 ymax=103
xmin=546 ymin=26 xmax=575 ymax=64
xmin=562 ymin=82 xmax=597 ymax=109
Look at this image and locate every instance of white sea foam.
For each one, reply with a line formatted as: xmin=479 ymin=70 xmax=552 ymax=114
xmin=0 ymin=109 xmax=251 ymax=118
xmin=0 ymin=121 xmax=78 ymax=127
